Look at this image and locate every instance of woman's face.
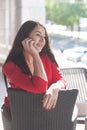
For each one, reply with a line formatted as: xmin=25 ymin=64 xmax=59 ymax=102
xmin=28 ymin=25 xmax=46 ymax=53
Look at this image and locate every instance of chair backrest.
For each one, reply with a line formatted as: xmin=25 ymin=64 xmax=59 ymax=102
xmin=61 ymin=67 xmax=87 ymax=102
xmin=7 ymin=88 xmax=78 ymax=130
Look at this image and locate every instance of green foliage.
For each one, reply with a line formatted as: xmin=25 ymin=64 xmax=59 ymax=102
xmin=45 ymin=0 xmax=87 ymax=27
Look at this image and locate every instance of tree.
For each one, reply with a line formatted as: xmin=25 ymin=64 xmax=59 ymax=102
xmin=45 ymin=1 xmax=87 ymax=31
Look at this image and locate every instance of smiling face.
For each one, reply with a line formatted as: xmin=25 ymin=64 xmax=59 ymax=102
xmin=28 ymin=25 xmax=46 ymax=53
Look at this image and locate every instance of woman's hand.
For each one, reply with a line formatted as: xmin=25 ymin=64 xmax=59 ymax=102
xmin=42 ymin=80 xmax=65 ymax=111
xmin=42 ymin=83 xmax=60 ymax=111
xmin=22 ymin=38 xmax=38 ymax=56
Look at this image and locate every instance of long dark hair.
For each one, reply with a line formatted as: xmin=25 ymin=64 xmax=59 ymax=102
xmin=3 ymin=20 xmax=58 ymax=75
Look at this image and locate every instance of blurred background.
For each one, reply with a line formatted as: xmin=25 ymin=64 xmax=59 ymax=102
xmin=45 ymin=0 xmax=87 ymax=69
xmin=0 ymin=0 xmax=87 ymax=68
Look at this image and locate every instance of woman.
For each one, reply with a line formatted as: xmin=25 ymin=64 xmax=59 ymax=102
xmin=2 ymin=20 xmax=66 ymax=130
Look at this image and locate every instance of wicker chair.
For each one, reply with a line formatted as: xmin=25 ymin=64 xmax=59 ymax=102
xmin=61 ymin=67 xmax=87 ymax=130
xmin=7 ymin=88 xmax=78 ymax=130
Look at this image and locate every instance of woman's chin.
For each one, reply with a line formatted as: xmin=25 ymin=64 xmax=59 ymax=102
xmin=37 ymin=48 xmax=42 ymax=53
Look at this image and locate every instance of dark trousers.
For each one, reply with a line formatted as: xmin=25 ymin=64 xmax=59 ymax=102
xmin=1 ymin=104 xmax=12 ymax=130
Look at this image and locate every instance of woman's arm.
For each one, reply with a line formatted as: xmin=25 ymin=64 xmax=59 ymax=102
xmin=22 ymin=38 xmax=47 ymax=81
xmin=42 ymin=61 xmax=66 ymax=111
xmin=33 ymin=53 xmax=47 ymax=81
xmin=42 ymin=80 xmax=65 ymax=111
xmin=3 ymin=61 xmax=48 ymax=93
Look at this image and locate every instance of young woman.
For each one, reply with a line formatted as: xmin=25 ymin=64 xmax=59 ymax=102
xmin=2 ymin=20 xmax=66 ymax=130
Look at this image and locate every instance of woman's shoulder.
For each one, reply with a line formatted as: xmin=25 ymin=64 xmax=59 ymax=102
xmin=3 ymin=61 xmax=16 ymax=68
xmin=2 ymin=61 xmax=18 ymax=74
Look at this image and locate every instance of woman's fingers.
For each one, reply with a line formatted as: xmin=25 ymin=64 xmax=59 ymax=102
xmin=43 ymin=94 xmax=52 ymax=110
xmin=22 ymin=38 xmax=31 ymax=49
xmin=22 ymin=38 xmax=37 ymax=54
xmin=52 ymin=97 xmax=58 ymax=109
xmin=42 ymin=93 xmax=58 ymax=111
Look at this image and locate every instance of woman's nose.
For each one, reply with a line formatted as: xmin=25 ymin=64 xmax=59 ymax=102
xmin=40 ymin=36 xmax=44 ymax=42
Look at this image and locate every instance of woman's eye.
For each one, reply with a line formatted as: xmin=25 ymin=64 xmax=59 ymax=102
xmin=35 ymin=33 xmax=46 ymax=40
xmin=44 ymin=36 xmax=46 ymax=39
xmin=36 ymin=33 xmax=40 ymax=36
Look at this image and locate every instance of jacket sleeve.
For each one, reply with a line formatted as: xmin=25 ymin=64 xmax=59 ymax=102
xmin=51 ymin=62 xmax=66 ymax=88
xmin=3 ymin=61 xmax=48 ymax=93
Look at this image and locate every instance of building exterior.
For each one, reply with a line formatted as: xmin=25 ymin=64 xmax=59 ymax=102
xmin=0 ymin=0 xmax=45 ymax=63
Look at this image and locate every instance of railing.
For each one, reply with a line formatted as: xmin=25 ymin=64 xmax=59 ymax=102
xmin=61 ymin=67 xmax=87 ymax=130
xmin=61 ymin=67 xmax=87 ymax=102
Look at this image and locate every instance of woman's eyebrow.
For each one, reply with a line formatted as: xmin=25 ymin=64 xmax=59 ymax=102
xmin=35 ymin=31 xmax=41 ymax=34
xmin=35 ymin=31 xmax=45 ymax=36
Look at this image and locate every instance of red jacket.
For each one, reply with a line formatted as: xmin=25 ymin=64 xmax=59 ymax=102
xmin=3 ymin=54 xmax=66 ymax=109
